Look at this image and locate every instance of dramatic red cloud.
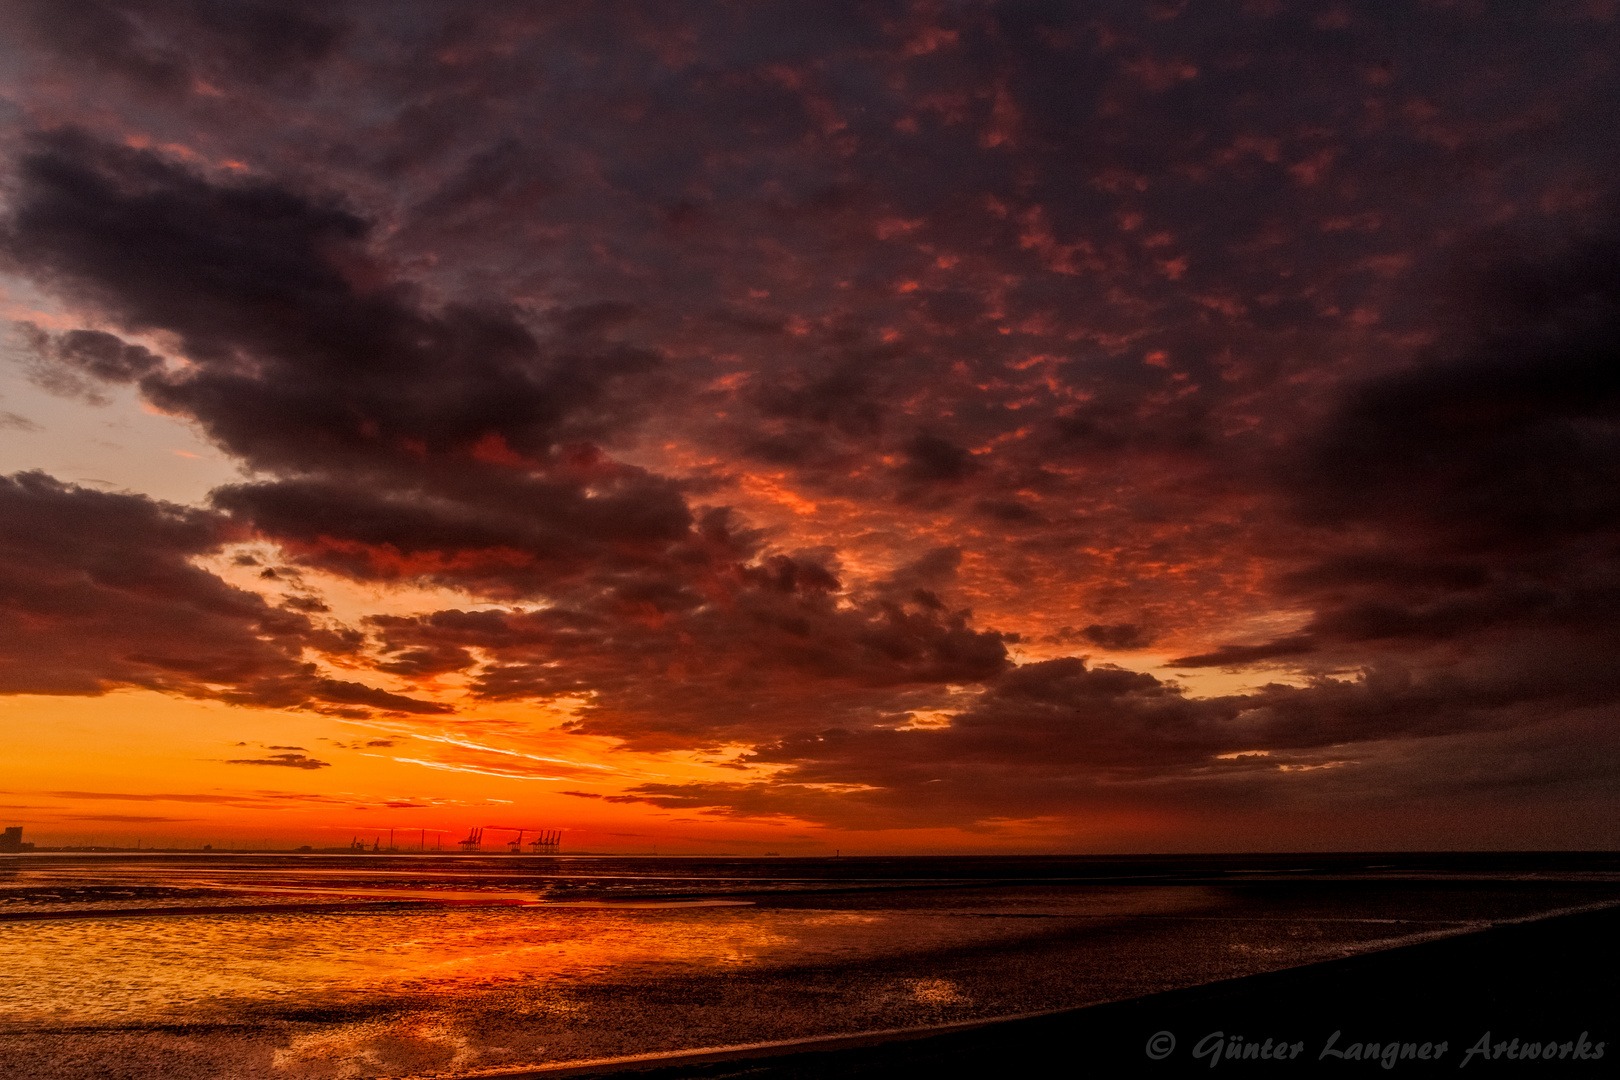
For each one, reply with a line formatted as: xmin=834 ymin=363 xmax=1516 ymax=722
xmin=0 ymin=1 xmax=1617 ymax=849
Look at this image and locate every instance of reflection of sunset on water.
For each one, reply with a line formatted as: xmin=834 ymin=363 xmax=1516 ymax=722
xmin=1 ymin=885 xmax=1204 ymax=1026
xmin=0 ymin=880 xmax=1211 ymax=1029
xmin=4 ymin=854 xmax=1615 ymax=1077
xmin=2 ymin=1 xmax=1619 ymax=1074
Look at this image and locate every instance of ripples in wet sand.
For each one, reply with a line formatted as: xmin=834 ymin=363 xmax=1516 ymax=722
xmin=1 ymin=852 xmax=1617 ymax=1079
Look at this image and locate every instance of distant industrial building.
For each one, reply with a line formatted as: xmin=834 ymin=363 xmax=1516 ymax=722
xmin=0 ymin=826 xmax=34 ymax=852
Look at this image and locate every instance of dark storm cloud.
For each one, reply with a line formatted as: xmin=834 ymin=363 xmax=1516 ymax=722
xmin=0 ymin=471 xmax=443 ymax=716
xmin=15 ymin=323 xmax=163 ymax=404
xmin=299 ymin=679 xmax=449 ymax=716
xmin=2 ymin=1 xmax=1619 ymax=839
xmin=1293 ymin=226 xmax=1620 ymax=550
xmin=365 ymin=540 xmax=1010 ymax=750
xmin=1169 ymin=219 xmax=1620 ymax=669
xmin=599 ymin=652 xmax=1619 ymax=830
xmin=209 ymin=468 xmax=692 ymax=596
xmin=1077 ymin=624 xmax=1154 ymax=651
xmin=749 ymin=363 xmax=886 ymax=440
xmin=975 ymin=498 xmax=1046 ymax=526
xmin=1 ymin=128 xmax=700 ymax=596
xmin=900 ymin=432 xmax=978 ymax=484
xmin=0 ymin=470 xmax=299 ymax=697
xmin=5 ymin=0 xmax=343 ymax=96
xmin=3 ymin=129 xmax=655 ymax=476
xmin=1166 ymin=637 xmax=1317 ymax=669
xmin=31 ymin=327 xmax=161 ymax=383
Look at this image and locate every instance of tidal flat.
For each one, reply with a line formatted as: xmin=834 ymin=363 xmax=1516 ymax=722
xmin=1 ymin=853 xmax=1616 ymax=1079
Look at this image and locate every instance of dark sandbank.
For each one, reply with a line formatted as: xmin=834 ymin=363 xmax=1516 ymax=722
xmin=518 ymin=904 xmax=1619 ymax=1078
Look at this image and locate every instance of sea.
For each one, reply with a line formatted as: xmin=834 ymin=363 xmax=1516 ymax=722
xmin=2 ymin=852 xmax=1617 ymax=1079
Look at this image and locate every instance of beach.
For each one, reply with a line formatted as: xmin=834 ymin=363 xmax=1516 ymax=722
xmin=531 ymin=903 xmax=1620 ymax=1077
xmin=1 ymin=853 xmax=1615 ymax=1078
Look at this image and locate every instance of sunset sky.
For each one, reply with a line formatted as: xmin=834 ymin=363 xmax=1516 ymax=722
xmin=1 ymin=1 xmax=1617 ymax=853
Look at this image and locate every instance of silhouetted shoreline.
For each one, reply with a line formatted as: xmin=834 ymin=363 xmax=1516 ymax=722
xmin=515 ymin=903 xmax=1620 ymax=1078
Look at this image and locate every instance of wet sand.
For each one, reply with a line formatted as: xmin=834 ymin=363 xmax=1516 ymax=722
xmin=2 ymin=853 xmax=1616 ymax=1079
xmin=523 ymin=903 xmax=1620 ymax=1077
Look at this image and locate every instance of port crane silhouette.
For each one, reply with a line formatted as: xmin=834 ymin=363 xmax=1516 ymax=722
xmin=454 ymin=826 xmax=561 ymax=853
